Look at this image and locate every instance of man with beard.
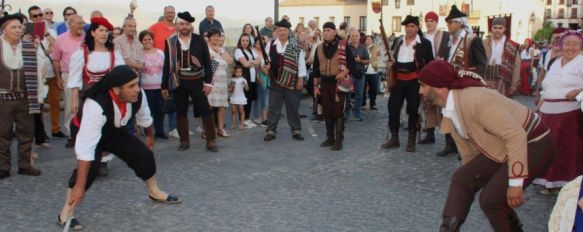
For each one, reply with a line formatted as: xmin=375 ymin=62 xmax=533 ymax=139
xmin=312 ymin=22 xmax=356 ymax=151
xmin=418 ymin=60 xmax=554 ymax=232
xmin=436 ymin=5 xmax=487 ymax=158
xmin=161 ymin=11 xmax=218 ymax=152
xmin=483 ymin=17 xmax=521 ymax=97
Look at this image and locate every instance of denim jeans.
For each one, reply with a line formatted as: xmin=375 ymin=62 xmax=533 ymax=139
xmin=165 ymin=94 xmax=176 ymax=130
xmin=363 ymin=73 xmax=380 ymax=107
xmin=254 ymin=85 xmax=269 ymax=119
xmin=145 ymin=89 xmax=165 ymax=136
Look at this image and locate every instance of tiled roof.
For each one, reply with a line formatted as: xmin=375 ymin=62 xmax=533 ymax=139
xmin=280 ymin=0 xmax=367 ymax=7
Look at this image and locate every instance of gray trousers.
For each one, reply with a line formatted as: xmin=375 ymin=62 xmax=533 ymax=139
xmin=266 ymin=87 xmax=302 ymax=134
xmin=0 ymin=98 xmax=34 ymax=171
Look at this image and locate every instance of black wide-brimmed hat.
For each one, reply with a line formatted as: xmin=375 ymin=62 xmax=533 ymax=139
xmin=445 ymin=5 xmax=467 ymax=21
xmin=401 ymin=15 xmax=420 ymax=26
xmin=274 ymin=19 xmax=291 ymax=29
xmin=0 ymin=13 xmax=24 ymax=28
xmin=177 ymin=11 xmax=195 ymax=23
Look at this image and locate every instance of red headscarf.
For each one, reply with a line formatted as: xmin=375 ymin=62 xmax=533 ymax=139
xmin=418 ymin=60 xmax=487 ymax=89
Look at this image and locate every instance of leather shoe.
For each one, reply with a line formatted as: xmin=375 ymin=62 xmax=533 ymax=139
xmin=52 ymin=131 xmax=68 ymax=139
xmin=65 ymin=138 xmax=75 ymax=148
xmin=0 ymin=170 xmax=9 ymax=180
xmin=292 ymin=133 xmax=304 ymax=141
xmin=18 ymin=167 xmax=41 ymax=176
xmin=264 ymin=133 xmax=276 ymax=141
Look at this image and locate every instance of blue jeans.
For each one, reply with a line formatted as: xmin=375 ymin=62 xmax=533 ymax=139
xmin=145 ymin=89 xmax=165 ymax=136
xmin=348 ymin=73 xmax=365 ymax=119
xmin=165 ymin=95 xmax=176 ymax=130
xmin=254 ymin=85 xmax=269 ymax=118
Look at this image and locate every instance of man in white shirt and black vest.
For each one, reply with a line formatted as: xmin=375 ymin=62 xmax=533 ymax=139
xmin=161 ymin=11 xmax=218 ymax=152
xmin=381 ymin=15 xmax=434 ymax=153
xmin=57 ymin=66 xmax=181 ymax=231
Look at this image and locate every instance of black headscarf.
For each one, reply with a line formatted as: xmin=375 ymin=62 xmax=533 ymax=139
xmin=82 ymin=65 xmax=138 ymax=100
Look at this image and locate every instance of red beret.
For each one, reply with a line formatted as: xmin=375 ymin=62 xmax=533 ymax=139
xmin=425 ymin=11 xmax=439 ymax=22
xmin=552 ymin=27 xmax=568 ymax=35
xmin=90 ymin=17 xmax=113 ymax=31
xmin=419 ymin=60 xmax=486 ymax=89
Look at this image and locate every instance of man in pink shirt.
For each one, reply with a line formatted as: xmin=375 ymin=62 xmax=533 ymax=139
xmin=148 ymin=6 xmax=176 ymax=50
xmin=51 ymin=14 xmax=85 ymax=148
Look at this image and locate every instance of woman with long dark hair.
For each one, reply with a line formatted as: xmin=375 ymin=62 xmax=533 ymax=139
xmin=254 ymin=36 xmax=270 ymax=126
xmin=242 ymin=23 xmax=257 ymax=46
xmin=67 ymin=17 xmax=124 ymax=175
xmin=235 ymin=33 xmax=260 ymax=128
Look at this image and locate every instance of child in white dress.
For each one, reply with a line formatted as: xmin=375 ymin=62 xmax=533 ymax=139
xmin=230 ymin=66 xmax=249 ymax=130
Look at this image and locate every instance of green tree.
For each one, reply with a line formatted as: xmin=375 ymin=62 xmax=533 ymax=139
xmin=534 ymin=21 xmax=553 ymax=42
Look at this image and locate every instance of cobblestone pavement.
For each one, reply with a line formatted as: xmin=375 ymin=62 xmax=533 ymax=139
xmin=0 ymin=95 xmax=556 ymax=231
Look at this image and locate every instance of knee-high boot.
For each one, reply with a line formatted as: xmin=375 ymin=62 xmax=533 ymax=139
xmin=202 ymin=115 xmax=218 ymax=152
xmin=176 ymin=115 xmax=190 ymax=151
xmin=406 ymin=128 xmax=417 ymax=152
xmin=331 ymin=118 xmax=344 ymax=151
xmin=320 ymin=117 xmax=335 ymax=147
xmin=439 ymin=216 xmax=464 ymax=232
xmin=436 ymin=134 xmax=458 ymax=157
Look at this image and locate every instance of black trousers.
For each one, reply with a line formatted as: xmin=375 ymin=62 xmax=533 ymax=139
xmin=67 ymin=127 xmax=156 ymax=191
xmin=387 ymin=79 xmax=421 ymax=133
xmin=145 ymin=89 xmax=165 ymax=136
xmin=244 ymin=82 xmax=257 ymax=120
xmin=33 ymin=106 xmax=48 ymax=144
xmin=173 ymin=79 xmax=212 ymax=117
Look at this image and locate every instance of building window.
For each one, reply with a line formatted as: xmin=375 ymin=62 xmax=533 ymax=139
xmin=344 ymin=16 xmax=351 ymax=26
xmin=395 ymin=0 xmax=401 ymax=9
xmin=559 ymin=8 xmax=565 ymax=18
xmin=560 ymin=0 xmax=565 ymax=4
xmin=382 ymin=0 xmax=389 ymax=5
xmin=406 ymin=0 xmax=414 ymax=5
xmin=573 ymin=0 xmax=578 ymax=4
xmin=545 ymin=9 xmax=552 ymax=18
xmin=299 ymin=17 xmax=304 ymax=24
xmin=329 ymin=16 xmax=335 ymax=23
xmin=359 ymin=16 xmax=366 ymax=32
xmin=547 ymin=0 xmax=552 ymax=5
xmin=572 ymin=8 xmax=578 ymax=18
xmin=392 ymin=16 xmax=402 ymax=33
xmin=461 ymin=3 xmax=470 ymax=14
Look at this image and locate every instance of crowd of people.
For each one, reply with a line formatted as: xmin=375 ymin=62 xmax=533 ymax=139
xmin=1 ymin=2 xmax=583 ymax=231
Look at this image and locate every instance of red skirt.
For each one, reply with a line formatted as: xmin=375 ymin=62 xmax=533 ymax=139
xmin=534 ymin=110 xmax=583 ymax=188
xmin=519 ymin=60 xmax=532 ymax=95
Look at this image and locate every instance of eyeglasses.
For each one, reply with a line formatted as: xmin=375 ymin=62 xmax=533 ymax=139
xmin=31 ymin=13 xmax=44 ymax=18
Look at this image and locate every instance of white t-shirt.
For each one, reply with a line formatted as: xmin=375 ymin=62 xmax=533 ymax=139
xmin=67 ymin=49 xmax=125 ymax=89
xmin=235 ymin=48 xmax=257 ymax=82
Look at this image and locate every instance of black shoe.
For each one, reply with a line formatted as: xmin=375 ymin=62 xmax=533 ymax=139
xmin=264 ymin=133 xmax=276 ymax=141
xmin=206 ymin=140 xmax=219 ymax=152
xmin=439 ymin=216 xmax=464 ymax=232
xmin=371 ymin=106 xmax=378 ymax=110
xmin=299 ymin=114 xmax=307 ymax=119
xmin=52 ymin=131 xmax=68 ymax=139
xmin=65 ymin=139 xmax=75 ymax=148
xmin=0 ymin=170 xmax=9 ymax=180
xmin=57 ymin=214 xmax=85 ymax=231
xmin=178 ymin=142 xmax=190 ymax=151
xmin=155 ymin=134 xmax=169 ymax=140
xmin=320 ymin=138 xmax=335 ymax=147
xmin=381 ymin=134 xmax=400 ymax=149
xmin=18 ymin=167 xmax=41 ymax=176
xmin=292 ymin=133 xmax=304 ymax=141
xmin=331 ymin=141 xmax=343 ymax=151
xmin=98 ymin=162 xmax=108 ymax=177
xmin=149 ymin=194 xmax=182 ymax=204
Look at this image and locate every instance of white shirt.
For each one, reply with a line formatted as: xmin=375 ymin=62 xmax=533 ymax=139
xmin=520 ymin=48 xmax=532 ymax=60
xmin=75 ymin=89 xmax=153 ymax=161
xmin=448 ymin=30 xmax=467 ymax=63
xmin=397 ymin=34 xmax=421 ymax=63
xmin=441 ymin=91 xmax=466 ymax=138
xmin=264 ymin=39 xmax=307 ymax=78
xmin=67 ymin=49 xmax=125 ymax=89
xmin=489 ymin=36 xmax=506 ymax=65
xmin=541 ymin=55 xmax=583 ymax=114
xmin=234 ymin=48 xmax=258 ymax=82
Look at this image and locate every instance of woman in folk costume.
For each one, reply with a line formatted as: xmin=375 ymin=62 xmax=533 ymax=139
xmin=519 ymin=38 xmax=535 ymax=95
xmin=67 ymin=17 xmax=125 ymax=176
xmin=533 ymin=31 xmax=583 ymax=194
xmin=418 ymin=60 xmax=555 ymax=231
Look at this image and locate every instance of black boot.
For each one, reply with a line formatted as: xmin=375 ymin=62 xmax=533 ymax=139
xmin=203 ymin=116 xmax=218 ymax=152
xmin=507 ymin=210 xmax=523 ymax=232
xmin=176 ymin=116 xmax=190 ymax=151
xmin=406 ymin=128 xmax=417 ymax=152
xmin=320 ymin=118 xmax=335 ymax=147
xmin=439 ymin=216 xmax=464 ymax=232
xmin=331 ymin=118 xmax=344 ymax=151
xmin=381 ymin=132 xmax=400 ymax=149
xmin=418 ymin=128 xmax=435 ymax=144
xmin=436 ymin=134 xmax=457 ymax=157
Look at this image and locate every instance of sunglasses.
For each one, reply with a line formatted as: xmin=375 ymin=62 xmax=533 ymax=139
xmin=31 ymin=13 xmax=44 ymax=18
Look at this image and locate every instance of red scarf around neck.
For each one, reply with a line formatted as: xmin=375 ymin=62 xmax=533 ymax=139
xmin=108 ymin=89 xmax=127 ymax=120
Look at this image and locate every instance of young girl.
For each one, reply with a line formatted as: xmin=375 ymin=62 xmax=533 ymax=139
xmin=230 ymin=66 xmax=249 ymax=130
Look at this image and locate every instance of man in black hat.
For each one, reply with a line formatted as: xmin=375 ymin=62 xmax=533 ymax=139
xmin=58 ymin=66 xmax=182 ymax=231
xmin=312 ymin=22 xmax=356 ymax=151
xmin=434 ymin=5 xmax=487 ymax=158
xmin=161 ymin=11 xmax=218 ymax=152
xmin=263 ymin=19 xmax=307 ymax=141
xmin=381 ymin=15 xmax=434 ymax=153
xmin=0 ymin=14 xmax=45 ymax=179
